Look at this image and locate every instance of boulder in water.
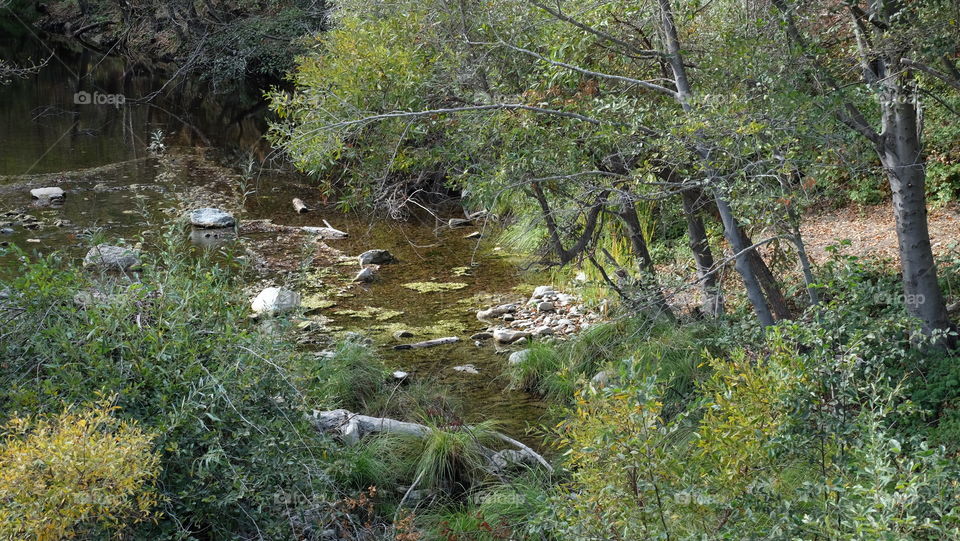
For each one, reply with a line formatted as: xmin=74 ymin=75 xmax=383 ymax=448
xmin=358 ymin=249 xmax=394 ymax=265
xmin=251 ymin=287 xmax=300 ymax=315
xmin=83 ymin=244 xmax=141 ymax=272
xmin=190 ymin=208 xmax=236 ymax=228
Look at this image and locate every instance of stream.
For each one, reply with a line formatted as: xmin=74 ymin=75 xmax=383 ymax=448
xmin=0 ymin=37 xmax=547 ymax=438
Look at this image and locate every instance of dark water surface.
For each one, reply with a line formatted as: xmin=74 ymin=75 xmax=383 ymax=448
xmin=0 ymin=36 xmax=546 ymax=439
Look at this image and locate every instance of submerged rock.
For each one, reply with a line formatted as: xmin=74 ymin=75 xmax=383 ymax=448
xmin=188 ymin=227 xmax=236 ymax=248
xmin=83 ymin=244 xmax=141 ymax=272
xmin=251 ymin=287 xmax=301 ymax=315
xmin=190 ymin=208 xmax=236 ymax=228
xmin=358 ymin=249 xmax=394 ymax=265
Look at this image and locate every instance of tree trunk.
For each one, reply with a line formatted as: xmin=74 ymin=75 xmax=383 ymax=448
xmin=880 ymin=67 xmax=954 ymax=343
xmin=739 ymin=227 xmax=793 ymax=321
xmin=680 ymin=189 xmax=724 ymax=316
xmin=657 ymin=0 xmax=773 ymax=327
xmin=616 ymin=196 xmax=675 ymax=320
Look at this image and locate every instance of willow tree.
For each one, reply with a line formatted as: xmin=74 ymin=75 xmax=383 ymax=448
xmin=269 ymin=0 xmax=823 ymax=325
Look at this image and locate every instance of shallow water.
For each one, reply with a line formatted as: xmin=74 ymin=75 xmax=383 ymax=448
xmin=0 ymin=37 xmax=546 ymax=439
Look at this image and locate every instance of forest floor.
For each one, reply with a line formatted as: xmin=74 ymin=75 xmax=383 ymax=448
xmin=799 ymin=202 xmax=960 ymax=266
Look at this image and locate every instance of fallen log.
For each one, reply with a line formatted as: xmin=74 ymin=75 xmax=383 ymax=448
xmin=293 ymin=198 xmax=310 ymax=213
xmin=393 ymin=336 xmax=459 ymax=350
xmin=310 ymin=409 xmax=552 ymax=473
xmin=301 ymin=225 xmax=348 ymax=239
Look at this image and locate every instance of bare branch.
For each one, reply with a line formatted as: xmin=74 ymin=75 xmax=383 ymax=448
xmin=526 ymin=0 xmax=668 ymax=59
xmin=472 ymin=40 xmax=679 ymax=100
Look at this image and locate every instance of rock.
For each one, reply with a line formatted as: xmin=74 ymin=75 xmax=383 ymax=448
xmin=537 ymin=301 xmax=555 ymax=312
xmin=508 ymin=349 xmax=531 ymax=365
xmin=466 ymin=210 xmax=488 ymax=220
xmin=30 ymin=187 xmax=65 ymax=201
xmin=251 ymin=287 xmax=301 ymax=315
xmin=453 ymin=364 xmax=480 ymax=374
xmin=393 ymin=330 xmax=414 ymax=340
xmin=73 ymin=289 xmax=112 ymax=308
xmin=556 ymin=293 xmax=576 ymax=305
xmin=83 ymin=244 xmax=141 ymax=271
xmin=470 ymin=332 xmax=493 ymax=340
xmin=531 ymin=285 xmax=555 ymax=299
xmin=0 ymin=228 xmax=12 ymax=235
xmin=464 ymin=231 xmax=482 ymax=239
xmin=189 ymin=208 xmax=236 ymax=228
xmin=493 ymin=328 xmax=530 ymax=344
xmin=477 ymin=303 xmax=518 ymax=320
xmin=353 ymin=266 xmax=378 ymax=283
xmin=93 ymin=183 xmax=110 ymax=192
xmin=491 ymin=449 xmax=537 ymax=472
xmin=358 ymin=249 xmax=394 ymax=265
xmin=448 ymin=218 xmax=473 ymax=228
xmin=556 ymin=318 xmax=574 ymax=328
xmin=532 ymin=326 xmax=554 ymax=337
xmin=502 ymin=313 xmax=515 ymax=322
xmin=392 ymin=370 xmax=409 ymax=381
xmin=592 ymin=370 xmax=611 ymax=388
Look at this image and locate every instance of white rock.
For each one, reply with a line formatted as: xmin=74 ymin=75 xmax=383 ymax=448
xmin=392 ymin=370 xmax=409 ymax=381
xmin=30 ymin=187 xmax=65 ymax=201
xmin=453 ymin=364 xmax=480 ymax=374
xmin=190 ymin=208 xmax=236 ymax=228
xmin=353 ymin=266 xmax=378 ymax=283
xmin=508 ymin=349 xmax=531 ymax=365
xmin=531 ymin=285 xmax=555 ymax=299
xmin=251 ymin=287 xmax=300 ymax=315
xmin=537 ymin=301 xmax=555 ymax=312
xmin=493 ymin=328 xmax=530 ymax=344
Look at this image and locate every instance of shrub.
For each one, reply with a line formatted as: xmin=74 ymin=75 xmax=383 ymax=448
xmin=0 ymin=400 xmax=161 ymax=539
xmin=0 ymin=239 xmax=337 ymax=539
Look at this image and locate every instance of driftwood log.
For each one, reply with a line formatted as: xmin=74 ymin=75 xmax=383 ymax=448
xmin=310 ymin=409 xmax=552 ymax=473
xmin=301 ymin=223 xmax=348 ymax=239
xmin=392 ymin=336 xmax=459 ymax=350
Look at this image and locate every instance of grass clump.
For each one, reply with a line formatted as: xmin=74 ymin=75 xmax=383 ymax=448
xmin=310 ymin=337 xmax=389 ymax=411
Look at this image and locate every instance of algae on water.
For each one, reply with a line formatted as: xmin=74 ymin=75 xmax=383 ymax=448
xmin=402 ymin=281 xmax=469 ymax=293
xmin=334 ymin=306 xmax=405 ymax=321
